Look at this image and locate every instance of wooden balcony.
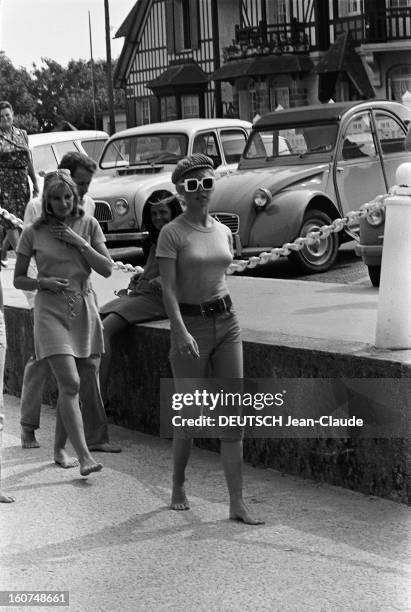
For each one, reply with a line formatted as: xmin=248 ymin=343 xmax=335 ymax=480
xmin=333 ymin=8 xmax=411 ymax=44
xmin=224 ymin=19 xmax=313 ymax=62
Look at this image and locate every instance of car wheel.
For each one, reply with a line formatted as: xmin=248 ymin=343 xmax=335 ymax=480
xmin=368 ymin=265 xmax=380 ymax=287
xmin=291 ymin=209 xmax=339 ymax=273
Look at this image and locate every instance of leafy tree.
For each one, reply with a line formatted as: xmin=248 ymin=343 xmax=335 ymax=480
xmin=0 ymin=52 xmax=125 ymax=133
xmin=0 ymin=52 xmax=37 ymax=129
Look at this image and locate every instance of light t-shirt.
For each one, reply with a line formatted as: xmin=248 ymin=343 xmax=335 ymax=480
xmin=17 ymin=215 xmax=105 ymax=285
xmin=156 ymin=215 xmax=232 ymax=303
xmin=23 ymin=194 xmax=95 ymax=226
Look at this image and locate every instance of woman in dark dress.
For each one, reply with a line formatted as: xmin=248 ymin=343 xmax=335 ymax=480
xmin=0 ymin=101 xmax=39 ymax=261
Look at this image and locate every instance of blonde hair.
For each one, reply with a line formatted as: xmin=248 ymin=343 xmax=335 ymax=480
xmin=33 ymin=170 xmax=83 ymax=228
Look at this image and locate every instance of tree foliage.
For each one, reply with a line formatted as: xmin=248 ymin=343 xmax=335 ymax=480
xmin=0 ymin=52 xmax=124 ymax=133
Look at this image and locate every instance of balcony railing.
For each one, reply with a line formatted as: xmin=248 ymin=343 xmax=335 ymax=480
xmin=223 ymin=19 xmax=313 ymax=62
xmin=333 ymin=7 xmax=411 ymax=44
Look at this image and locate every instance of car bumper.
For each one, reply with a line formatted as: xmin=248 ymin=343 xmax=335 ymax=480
xmin=354 ymin=243 xmax=382 ymax=266
xmin=104 ymin=231 xmax=148 ymax=243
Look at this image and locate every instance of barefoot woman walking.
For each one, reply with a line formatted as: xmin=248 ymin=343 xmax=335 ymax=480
xmin=157 ymin=154 xmax=263 ymax=524
xmin=14 ymin=171 xmax=112 ymax=476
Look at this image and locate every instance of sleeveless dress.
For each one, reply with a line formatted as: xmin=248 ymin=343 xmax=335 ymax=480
xmin=100 ymin=244 xmax=166 ymax=323
xmin=0 ymin=127 xmax=31 ymax=221
xmin=16 ymin=215 xmax=105 ymax=360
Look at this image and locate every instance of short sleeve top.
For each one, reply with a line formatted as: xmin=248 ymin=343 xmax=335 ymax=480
xmin=0 ymin=126 xmax=29 ymax=152
xmin=156 ymin=215 xmax=232 ymax=303
xmin=17 ymin=215 xmax=105 ymax=286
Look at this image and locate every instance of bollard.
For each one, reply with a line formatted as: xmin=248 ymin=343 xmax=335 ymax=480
xmin=375 ymin=163 xmax=411 ymax=349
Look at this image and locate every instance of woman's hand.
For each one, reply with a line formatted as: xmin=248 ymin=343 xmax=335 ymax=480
xmin=174 ymin=329 xmax=200 ymax=359
xmin=49 ymin=224 xmax=84 ymax=248
xmin=39 ymin=277 xmax=69 ymax=293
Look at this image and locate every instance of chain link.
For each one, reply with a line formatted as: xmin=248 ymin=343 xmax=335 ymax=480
xmin=226 ymin=193 xmax=389 ymax=274
xmin=0 ymin=191 xmax=390 ymax=276
xmin=0 ymin=205 xmax=145 ymax=275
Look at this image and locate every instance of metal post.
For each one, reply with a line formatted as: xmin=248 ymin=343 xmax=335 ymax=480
xmin=89 ymin=11 xmax=98 ymax=131
xmin=104 ymin=0 xmax=116 ymax=135
xmin=375 ymin=163 xmax=411 ymax=349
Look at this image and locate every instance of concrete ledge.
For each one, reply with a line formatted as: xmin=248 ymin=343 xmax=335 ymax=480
xmin=4 ymin=304 xmax=410 ymax=504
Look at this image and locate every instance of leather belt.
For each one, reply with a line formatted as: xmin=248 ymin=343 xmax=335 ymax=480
xmin=179 ymin=294 xmax=232 ymax=318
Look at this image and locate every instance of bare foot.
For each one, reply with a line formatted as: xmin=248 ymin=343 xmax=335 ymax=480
xmin=80 ymin=461 xmax=103 ymax=477
xmin=229 ymin=501 xmax=265 ymax=525
xmin=0 ymin=492 xmax=15 ymax=503
xmin=21 ymin=427 xmax=40 ymax=449
xmin=54 ymin=450 xmax=79 ymax=469
xmin=88 ymin=442 xmax=122 ymax=453
xmin=170 ymin=482 xmax=190 ymax=511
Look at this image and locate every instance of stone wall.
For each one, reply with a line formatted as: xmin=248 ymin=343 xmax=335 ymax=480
xmin=4 ymin=305 xmax=409 ymax=504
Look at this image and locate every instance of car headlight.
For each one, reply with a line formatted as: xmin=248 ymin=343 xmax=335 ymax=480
xmin=366 ymin=208 xmax=384 ymax=227
xmin=114 ymin=198 xmax=129 ymax=216
xmin=252 ymin=188 xmax=272 ymax=210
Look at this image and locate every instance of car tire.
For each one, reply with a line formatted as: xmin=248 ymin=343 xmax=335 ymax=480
xmin=368 ymin=265 xmax=381 ymax=287
xmin=290 ymin=209 xmax=339 ymax=273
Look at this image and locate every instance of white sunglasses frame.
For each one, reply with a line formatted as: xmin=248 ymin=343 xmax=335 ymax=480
xmin=182 ymin=176 xmax=215 ymax=192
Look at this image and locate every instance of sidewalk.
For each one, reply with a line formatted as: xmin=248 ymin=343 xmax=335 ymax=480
xmin=1 ymin=395 xmax=410 ymax=612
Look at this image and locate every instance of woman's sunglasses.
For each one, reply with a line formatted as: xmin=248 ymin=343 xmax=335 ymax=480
xmin=182 ymin=176 xmax=215 ymax=192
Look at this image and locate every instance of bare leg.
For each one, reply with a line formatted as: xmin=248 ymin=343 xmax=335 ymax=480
xmin=20 ymin=355 xmax=47 ymax=449
xmin=77 ymin=355 xmax=121 ymax=453
xmin=171 ymin=438 xmax=192 ymax=510
xmin=53 ymin=403 xmax=78 ymax=468
xmin=221 ymin=440 xmax=264 ymax=525
xmin=5 ymin=228 xmax=19 ymax=252
xmin=100 ymin=313 xmax=128 ymax=405
xmin=1 ymin=234 xmax=10 ymax=265
xmin=47 ymin=355 xmax=102 ymax=476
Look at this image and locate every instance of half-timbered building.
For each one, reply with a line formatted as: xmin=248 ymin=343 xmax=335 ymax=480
xmin=114 ymin=1 xmax=411 ymax=127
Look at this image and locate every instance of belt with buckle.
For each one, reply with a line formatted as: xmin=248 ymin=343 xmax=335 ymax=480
xmin=179 ymin=294 xmax=232 ymax=318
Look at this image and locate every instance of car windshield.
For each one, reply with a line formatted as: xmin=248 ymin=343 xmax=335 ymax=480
xmin=100 ymin=133 xmax=189 ymax=168
xmin=244 ymin=123 xmax=339 ymax=159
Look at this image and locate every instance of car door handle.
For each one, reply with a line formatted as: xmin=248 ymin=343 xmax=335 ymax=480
xmin=337 ymin=167 xmax=344 ymax=173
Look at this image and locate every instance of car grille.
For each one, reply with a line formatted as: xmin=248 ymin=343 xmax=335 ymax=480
xmin=210 ymin=212 xmax=240 ymax=234
xmin=94 ymin=200 xmax=113 ymax=222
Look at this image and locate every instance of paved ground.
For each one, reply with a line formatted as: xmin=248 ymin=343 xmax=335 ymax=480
xmin=1 ymin=395 xmax=410 ymax=612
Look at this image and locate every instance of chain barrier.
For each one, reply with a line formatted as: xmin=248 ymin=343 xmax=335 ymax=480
xmin=0 ymin=206 xmax=145 ymax=275
xmin=0 ymin=191 xmax=391 ymax=276
xmin=226 ymin=193 xmax=389 ymax=274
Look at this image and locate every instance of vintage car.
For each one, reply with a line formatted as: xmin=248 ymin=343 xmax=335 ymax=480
xmin=88 ymin=118 xmax=251 ymax=243
xmin=209 ymin=101 xmax=411 ymax=274
xmin=355 ymin=127 xmax=411 ymax=286
xmin=29 ymin=130 xmax=108 ymax=172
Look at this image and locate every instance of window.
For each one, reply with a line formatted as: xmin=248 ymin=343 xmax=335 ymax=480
xmin=192 ymin=132 xmax=221 ymax=166
xmin=388 ymin=65 xmax=411 ymax=102
xmin=31 ymin=145 xmax=58 ymax=174
xmin=338 ymin=0 xmax=362 ymax=17
xmin=249 ymin=89 xmax=258 ymax=121
xmin=220 ymin=130 xmax=248 ymax=164
xmin=340 ymin=112 xmax=376 ymax=160
xmin=142 ymin=99 xmax=151 ymax=125
xmin=181 ymin=95 xmax=199 ymax=119
xmin=160 ymin=96 xmax=178 ymax=121
xmin=53 ymin=140 xmax=77 ymax=162
xmin=166 ymin=0 xmax=199 ymax=53
xmin=374 ymin=112 xmax=407 ymax=154
xmin=266 ymin=0 xmax=289 ymax=23
xmin=390 ymin=0 xmax=411 ymax=7
xmin=136 ymin=98 xmax=151 ymax=126
xmin=270 ymin=87 xmax=290 ymax=111
xmin=81 ymin=139 xmax=107 ymax=162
